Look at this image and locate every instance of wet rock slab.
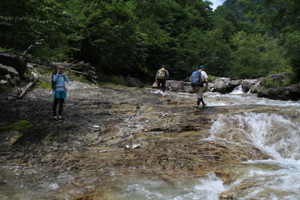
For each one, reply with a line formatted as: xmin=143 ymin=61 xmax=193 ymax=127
xmin=0 ymin=84 xmax=283 ymax=199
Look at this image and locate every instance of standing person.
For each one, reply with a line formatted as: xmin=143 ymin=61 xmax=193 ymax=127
xmin=190 ymin=65 xmax=208 ymax=108
xmin=52 ymin=65 xmax=70 ymax=120
xmin=155 ymin=65 xmax=169 ymax=97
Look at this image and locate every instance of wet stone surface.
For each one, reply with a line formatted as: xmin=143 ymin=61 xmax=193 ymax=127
xmin=1 ymin=81 xmax=296 ymax=199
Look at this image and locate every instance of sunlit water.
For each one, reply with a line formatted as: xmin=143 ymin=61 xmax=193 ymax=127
xmin=1 ymin=86 xmax=300 ymax=199
xmin=120 ymin=87 xmax=300 ymax=200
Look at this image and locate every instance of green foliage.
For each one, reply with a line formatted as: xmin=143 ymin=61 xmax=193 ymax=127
xmin=98 ymin=75 xmax=126 ymax=86
xmin=263 ymin=77 xmax=280 ymax=88
xmin=36 ymin=80 xmax=52 ymax=90
xmin=0 ymin=120 xmax=34 ymax=132
xmin=228 ymin=31 xmax=286 ymax=79
xmin=283 ymin=31 xmax=300 ymax=83
xmin=233 ymin=0 xmax=300 ymax=81
xmin=0 ymin=0 xmax=298 ymax=82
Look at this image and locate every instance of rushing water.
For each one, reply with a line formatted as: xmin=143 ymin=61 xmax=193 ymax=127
xmin=116 ymin=87 xmax=300 ymax=200
xmin=1 ymin=86 xmax=300 ymax=200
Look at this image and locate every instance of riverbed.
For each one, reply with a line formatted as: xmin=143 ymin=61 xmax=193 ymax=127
xmin=0 ymin=82 xmax=299 ymax=200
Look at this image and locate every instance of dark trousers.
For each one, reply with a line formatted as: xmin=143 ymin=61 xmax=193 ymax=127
xmin=53 ymin=98 xmax=65 ymax=116
xmin=157 ymin=79 xmax=166 ymax=92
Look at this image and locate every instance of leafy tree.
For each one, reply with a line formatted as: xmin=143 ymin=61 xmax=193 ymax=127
xmin=1 ymin=0 xmax=298 ymax=82
xmin=228 ymin=31 xmax=285 ymax=79
xmin=236 ymin=0 xmax=300 ymax=81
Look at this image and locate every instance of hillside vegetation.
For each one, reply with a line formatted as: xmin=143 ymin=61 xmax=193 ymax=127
xmin=1 ymin=0 xmax=299 ymax=82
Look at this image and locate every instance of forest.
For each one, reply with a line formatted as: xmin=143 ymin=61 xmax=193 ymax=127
xmin=0 ymin=0 xmax=299 ymax=83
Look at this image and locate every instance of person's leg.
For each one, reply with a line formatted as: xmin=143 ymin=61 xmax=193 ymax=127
xmin=157 ymin=80 xmax=162 ymax=91
xmin=198 ymin=87 xmax=206 ymax=107
xmin=157 ymin=79 xmax=163 ymax=94
xmin=53 ymin=98 xmax=59 ymax=117
xmin=197 ymin=87 xmax=205 ymax=107
xmin=161 ymin=80 xmax=166 ymax=92
xmin=58 ymin=98 xmax=65 ymax=116
xmin=58 ymin=91 xmax=67 ymax=119
xmin=192 ymin=86 xmax=199 ymax=108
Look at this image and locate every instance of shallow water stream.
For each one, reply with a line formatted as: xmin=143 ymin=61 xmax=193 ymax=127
xmin=1 ymin=83 xmax=300 ymax=200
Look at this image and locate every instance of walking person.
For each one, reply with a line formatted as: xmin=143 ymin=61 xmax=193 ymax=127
xmin=190 ymin=65 xmax=208 ymax=108
xmin=155 ymin=65 xmax=169 ymax=97
xmin=52 ymin=65 xmax=70 ymax=120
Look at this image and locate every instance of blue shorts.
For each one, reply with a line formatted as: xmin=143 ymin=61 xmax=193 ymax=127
xmin=54 ymin=91 xmax=67 ymax=99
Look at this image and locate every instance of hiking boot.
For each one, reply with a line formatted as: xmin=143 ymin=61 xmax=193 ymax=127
xmin=58 ymin=116 xmax=64 ymax=120
xmin=53 ymin=116 xmax=58 ymax=120
xmin=161 ymin=92 xmax=166 ymax=97
xmin=202 ymin=103 xmax=207 ymax=108
xmin=195 ymin=106 xmax=199 ymax=109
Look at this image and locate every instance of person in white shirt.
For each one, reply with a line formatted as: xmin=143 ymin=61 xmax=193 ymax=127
xmin=192 ymin=65 xmax=208 ymax=108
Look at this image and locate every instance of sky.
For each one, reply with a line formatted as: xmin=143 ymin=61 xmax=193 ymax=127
xmin=209 ymin=0 xmax=226 ymax=10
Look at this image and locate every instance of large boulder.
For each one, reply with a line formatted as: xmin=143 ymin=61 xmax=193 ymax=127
xmin=183 ymin=82 xmax=193 ymax=93
xmin=166 ymin=80 xmax=184 ymax=91
xmin=230 ymin=79 xmax=242 ymax=89
xmin=213 ymin=78 xmax=229 ymax=93
xmin=125 ymin=76 xmax=144 ymax=88
xmin=250 ymin=79 xmax=263 ymax=93
xmin=212 ymin=78 xmax=240 ymax=93
xmin=258 ymin=83 xmax=300 ymax=101
xmin=267 ymin=73 xmax=290 ymax=86
xmin=241 ymin=79 xmax=259 ymax=93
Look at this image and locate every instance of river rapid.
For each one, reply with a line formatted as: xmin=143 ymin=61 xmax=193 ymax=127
xmin=0 ymin=82 xmax=300 ymax=200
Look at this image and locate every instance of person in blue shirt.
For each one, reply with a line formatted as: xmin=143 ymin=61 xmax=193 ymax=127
xmin=52 ymin=66 xmax=69 ymax=120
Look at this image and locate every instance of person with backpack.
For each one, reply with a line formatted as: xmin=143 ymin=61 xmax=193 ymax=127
xmin=52 ymin=65 xmax=70 ymax=120
xmin=190 ymin=65 xmax=208 ymax=108
xmin=155 ymin=65 xmax=169 ymax=97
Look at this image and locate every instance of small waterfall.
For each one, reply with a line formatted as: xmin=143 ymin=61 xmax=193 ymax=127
xmin=230 ymin=85 xmax=243 ymax=94
xmin=210 ymin=112 xmax=300 ymax=160
xmin=208 ymin=112 xmax=300 ymax=199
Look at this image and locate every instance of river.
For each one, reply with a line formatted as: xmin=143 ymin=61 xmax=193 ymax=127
xmin=109 ymin=87 xmax=300 ymax=200
xmin=0 ymin=84 xmax=299 ymax=200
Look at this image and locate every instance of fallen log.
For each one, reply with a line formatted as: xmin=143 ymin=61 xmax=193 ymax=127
xmin=50 ymin=61 xmax=98 ymax=84
xmin=18 ymin=72 xmax=39 ymax=98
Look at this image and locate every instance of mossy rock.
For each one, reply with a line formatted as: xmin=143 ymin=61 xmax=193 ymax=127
xmin=0 ymin=120 xmax=34 ymax=132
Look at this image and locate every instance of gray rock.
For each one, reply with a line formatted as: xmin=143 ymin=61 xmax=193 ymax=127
xmin=213 ymin=78 xmax=227 ymax=93
xmin=241 ymin=79 xmax=259 ymax=93
xmin=258 ymin=83 xmax=300 ymax=101
xmin=212 ymin=78 xmax=238 ymax=93
xmin=166 ymin=80 xmax=184 ymax=91
xmin=250 ymin=79 xmax=262 ymax=93
xmin=125 ymin=76 xmax=144 ymax=88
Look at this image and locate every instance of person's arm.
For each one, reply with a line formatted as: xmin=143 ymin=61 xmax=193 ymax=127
xmin=165 ymin=70 xmax=169 ymax=78
xmin=52 ymin=73 xmax=59 ymax=82
xmin=63 ymin=75 xmax=70 ymax=82
xmin=204 ymin=78 xmax=208 ymax=91
xmin=203 ymin=71 xmax=208 ymax=91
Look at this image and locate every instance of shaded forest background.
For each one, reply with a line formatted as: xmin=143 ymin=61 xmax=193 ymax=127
xmin=0 ymin=0 xmax=299 ymax=83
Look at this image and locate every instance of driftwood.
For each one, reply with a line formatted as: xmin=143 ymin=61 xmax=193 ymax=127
xmin=18 ymin=72 xmax=39 ymax=98
xmin=0 ymin=63 xmax=19 ymax=76
xmin=50 ymin=61 xmax=98 ymax=84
